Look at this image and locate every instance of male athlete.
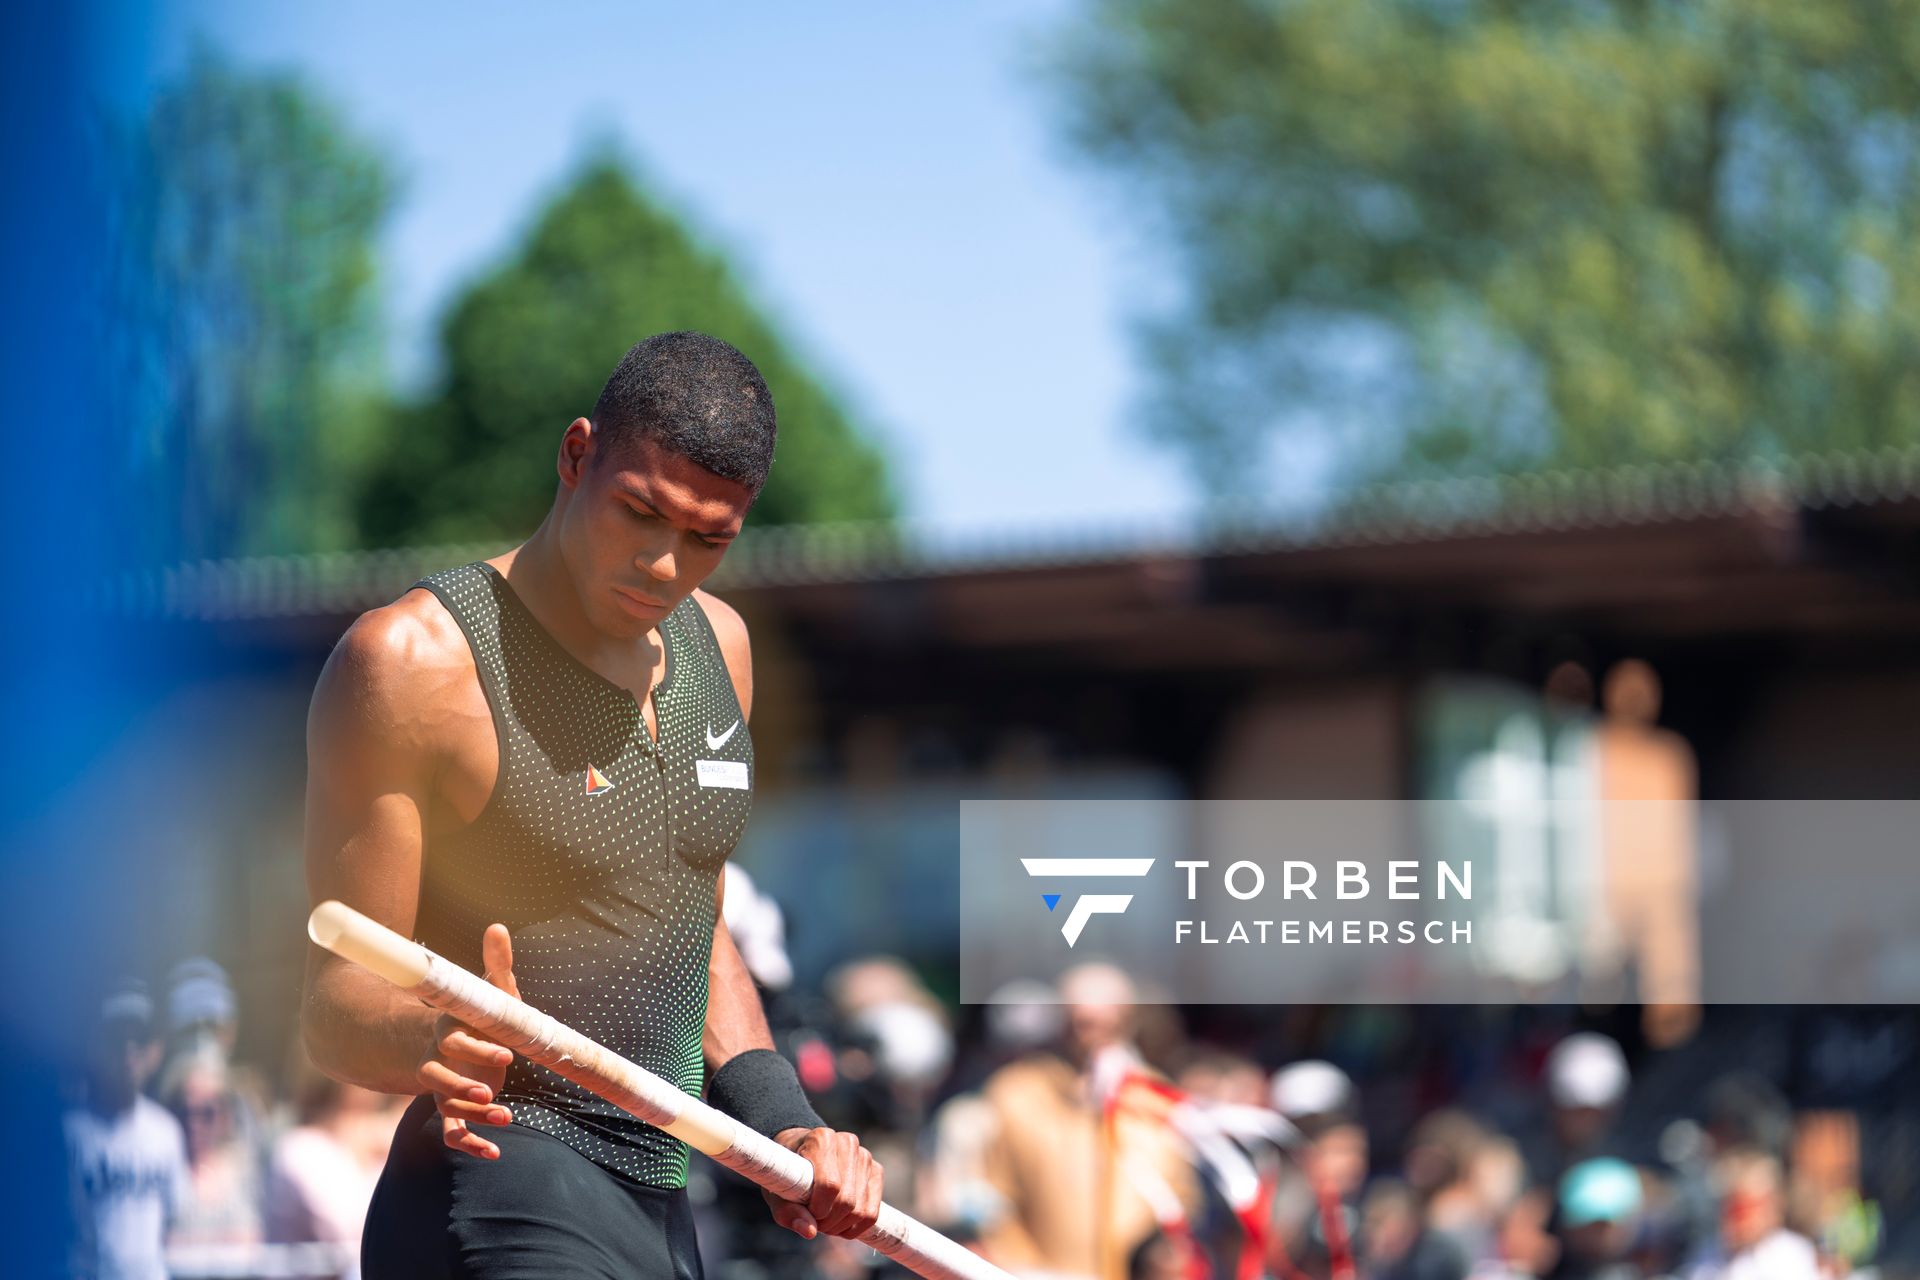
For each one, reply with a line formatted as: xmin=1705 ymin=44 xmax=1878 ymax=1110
xmin=300 ymin=332 xmax=883 ymax=1277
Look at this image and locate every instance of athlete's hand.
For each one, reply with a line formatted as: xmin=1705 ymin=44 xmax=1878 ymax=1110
xmin=415 ymin=922 xmax=520 ymax=1159
xmin=764 ymin=1126 xmax=883 ymax=1242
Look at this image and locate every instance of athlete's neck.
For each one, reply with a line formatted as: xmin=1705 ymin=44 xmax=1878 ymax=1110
xmin=499 ymin=522 xmax=660 ymax=676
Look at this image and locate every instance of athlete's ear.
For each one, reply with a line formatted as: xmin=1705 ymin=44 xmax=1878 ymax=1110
xmin=556 ymin=417 xmax=595 ymax=488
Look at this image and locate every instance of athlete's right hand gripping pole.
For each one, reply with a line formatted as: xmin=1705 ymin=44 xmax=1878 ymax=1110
xmin=308 ymin=901 xmax=1013 ymax=1280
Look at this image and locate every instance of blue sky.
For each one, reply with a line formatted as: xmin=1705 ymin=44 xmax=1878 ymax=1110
xmin=128 ymin=1 xmax=1203 ymax=536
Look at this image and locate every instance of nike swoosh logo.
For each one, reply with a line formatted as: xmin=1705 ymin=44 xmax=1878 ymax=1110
xmin=705 ymin=718 xmax=741 ymax=751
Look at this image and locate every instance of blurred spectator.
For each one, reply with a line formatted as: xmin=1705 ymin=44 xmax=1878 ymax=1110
xmin=1163 ymin=1049 xmax=1274 ymax=1275
xmin=1176 ymin=1047 xmax=1270 ymax=1109
xmin=1267 ymin=1059 xmax=1367 ymax=1280
xmin=157 ymin=1040 xmax=265 ymax=1249
xmin=918 ymin=979 xmax=1062 ymax=1238
xmin=974 ymin=962 xmax=1198 ymax=1280
xmin=826 ymin=955 xmax=954 ymax=1112
xmin=1474 ymin=1190 xmax=1561 ymax=1280
xmin=1350 ymin=1109 xmax=1497 ymax=1280
xmin=986 ymin=979 xmax=1068 ymax=1058
xmin=1665 ymin=1074 xmax=1797 ymax=1259
xmin=162 ymin=958 xmax=236 ymax=1059
xmin=918 ymin=1090 xmax=1007 ymax=1243
xmin=850 ymin=998 xmax=953 ymax=1109
xmin=1593 ymin=660 xmax=1700 ymax=1048
xmin=1787 ymin=1112 xmax=1882 ymax=1276
xmin=1410 ymin=1111 xmax=1526 ymax=1272
xmin=1127 ymin=1228 xmax=1199 ymax=1280
xmin=64 ymin=981 xmax=189 ymax=1280
xmin=1361 ymin=1178 xmax=1470 ymax=1280
xmin=1686 ymin=1149 xmax=1820 ymax=1280
xmin=1272 ymin=1060 xmax=1358 ymax=1131
xmin=264 ymin=1052 xmax=406 ymax=1275
xmin=1550 ymin=1158 xmax=1644 ymax=1280
xmin=1706 ymin=1075 xmax=1794 ymax=1161
xmin=1521 ymin=1034 xmax=1631 ymax=1190
xmin=1270 ymin=1058 xmax=1368 ymax=1214
xmin=722 ymin=862 xmax=794 ymax=992
xmin=159 ymin=957 xmax=271 ymax=1167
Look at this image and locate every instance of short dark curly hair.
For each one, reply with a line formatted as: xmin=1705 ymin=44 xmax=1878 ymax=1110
xmin=590 ymin=331 xmax=777 ymax=493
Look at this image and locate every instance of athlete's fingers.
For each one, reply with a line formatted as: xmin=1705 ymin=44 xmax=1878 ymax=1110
xmin=438 ymin=1026 xmax=513 ymax=1070
xmin=443 ymin=1115 xmax=499 ymax=1158
xmin=417 ymin=1058 xmax=493 ymax=1104
xmin=803 ymin=1129 xmax=850 ymax=1229
xmin=482 ymin=923 xmax=520 ymax=1000
xmin=833 ymin=1136 xmax=882 ymax=1239
xmin=806 ymin=1176 xmax=844 ymax=1232
xmin=855 ymin=1143 xmax=884 ymax=1238
xmin=435 ymin=1095 xmax=513 ymax=1126
xmin=441 ymin=1115 xmax=501 ymax=1161
xmin=813 ymin=1134 xmax=858 ymax=1236
xmin=818 ymin=1132 xmax=878 ymax=1238
xmin=761 ymin=1188 xmax=818 ymax=1240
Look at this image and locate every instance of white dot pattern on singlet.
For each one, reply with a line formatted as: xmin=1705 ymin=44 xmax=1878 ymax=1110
xmin=412 ymin=561 xmax=753 ymax=1188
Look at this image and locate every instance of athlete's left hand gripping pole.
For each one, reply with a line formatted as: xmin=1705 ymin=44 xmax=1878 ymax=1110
xmin=308 ymin=901 xmax=1014 ymax=1280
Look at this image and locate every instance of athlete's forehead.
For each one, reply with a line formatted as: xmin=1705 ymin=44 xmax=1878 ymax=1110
xmin=602 ymin=439 xmax=751 ymax=538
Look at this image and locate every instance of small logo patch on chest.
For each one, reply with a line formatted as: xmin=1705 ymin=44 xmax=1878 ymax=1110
xmin=584 ymin=764 xmax=615 ymax=796
xmin=696 ymin=759 xmax=750 ymax=790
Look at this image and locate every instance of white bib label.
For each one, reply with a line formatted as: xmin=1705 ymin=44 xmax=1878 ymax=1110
xmin=696 ymin=759 xmax=750 ymax=790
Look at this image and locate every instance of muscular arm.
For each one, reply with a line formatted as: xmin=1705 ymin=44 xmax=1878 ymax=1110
xmin=299 ymin=601 xmax=450 ymax=1093
xmin=302 ymin=597 xmax=522 ymax=1160
xmin=696 ymin=590 xmax=778 ymax=1072
xmin=704 ymin=874 xmax=780 ymax=1067
xmin=694 ymin=593 xmax=879 ymax=1240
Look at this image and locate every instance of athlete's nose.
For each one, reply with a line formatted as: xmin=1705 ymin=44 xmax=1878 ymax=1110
xmin=636 ymin=543 xmax=676 ymax=584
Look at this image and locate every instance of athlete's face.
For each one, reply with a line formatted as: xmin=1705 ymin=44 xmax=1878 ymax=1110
xmin=558 ymin=422 xmax=753 ymax=635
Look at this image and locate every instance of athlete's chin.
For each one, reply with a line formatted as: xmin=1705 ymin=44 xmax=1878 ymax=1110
xmin=598 ymin=612 xmax=652 ymax=638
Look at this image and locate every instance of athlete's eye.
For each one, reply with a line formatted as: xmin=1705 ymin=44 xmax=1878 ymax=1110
xmin=628 ymin=501 xmax=722 ymax=548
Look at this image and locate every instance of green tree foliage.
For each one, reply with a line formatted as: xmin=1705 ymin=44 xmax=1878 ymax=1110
xmin=107 ymin=51 xmax=394 ymax=558
xmin=1049 ymin=0 xmax=1920 ymax=493
xmin=357 ymin=158 xmax=896 ymax=546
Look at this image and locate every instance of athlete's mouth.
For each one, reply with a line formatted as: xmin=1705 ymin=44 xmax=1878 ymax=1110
xmin=615 ymin=586 xmax=669 ymax=611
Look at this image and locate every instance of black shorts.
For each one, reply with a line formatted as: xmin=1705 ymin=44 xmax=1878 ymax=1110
xmin=363 ymin=1095 xmax=704 ymax=1280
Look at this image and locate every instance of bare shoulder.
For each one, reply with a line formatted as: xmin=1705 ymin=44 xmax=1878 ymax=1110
xmin=692 ymin=588 xmax=749 ymax=654
xmin=311 ymin=587 xmax=473 ymax=749
xmin=330 ymin=587 xmax=467 ymax=688
xmin=691 ymin=588 xmax=753 ymax=717
xmin=304 ymin=587 xmax=482 ymax=964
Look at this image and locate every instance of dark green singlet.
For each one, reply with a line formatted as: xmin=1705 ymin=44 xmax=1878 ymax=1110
xmin=410 ymin=560 xmax=753 ymax=1188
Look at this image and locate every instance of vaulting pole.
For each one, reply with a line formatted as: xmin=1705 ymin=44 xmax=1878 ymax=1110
xmin=308 ymin=901 xmax=1011 ymax=1280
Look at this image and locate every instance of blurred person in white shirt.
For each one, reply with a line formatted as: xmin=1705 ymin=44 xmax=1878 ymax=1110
xmin=64 ymin=981 xmax=189 ymax=1280
xmin=1687 ymin=1149 xmax=1819 ymax=1280
xmin=267 ymin=1053 xmax=409 ymax=1275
